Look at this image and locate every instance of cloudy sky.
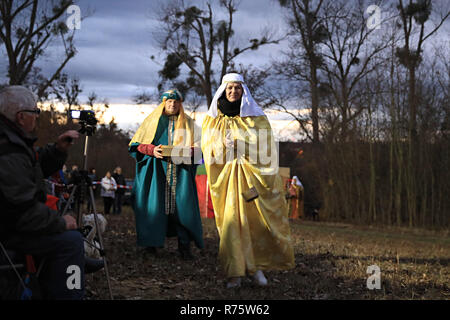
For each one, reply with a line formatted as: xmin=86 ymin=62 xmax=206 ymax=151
xmin=1 ymin=0 xmax=448 ymax=140
xmin=32 ymin=0 xmax=302 ymax=138
xmin=46 ymin=0 xmax=287 ymax=104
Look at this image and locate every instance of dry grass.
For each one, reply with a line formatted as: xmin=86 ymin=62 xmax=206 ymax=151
xmin=86 ymin=204 xmax=450 ymax=300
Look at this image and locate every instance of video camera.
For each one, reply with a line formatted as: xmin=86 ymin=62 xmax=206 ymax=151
xmin=68 ymin=110 xmax=98 ymax=136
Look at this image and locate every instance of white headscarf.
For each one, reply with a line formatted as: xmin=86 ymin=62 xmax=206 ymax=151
xmin=207 ymin=73 xmax=266 ymax=118
xmin=292 ymin=176 xmax=303 ymax=187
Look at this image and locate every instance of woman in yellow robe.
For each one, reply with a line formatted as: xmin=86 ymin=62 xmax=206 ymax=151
xmin=201 ymin=73 xmax=295 ymax=288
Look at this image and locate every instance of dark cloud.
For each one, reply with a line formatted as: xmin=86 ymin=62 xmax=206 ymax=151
xmin=0 ymin=0 xmax=286 ymax=103
xmin=62 ymin=0 xmax=285 ymax=103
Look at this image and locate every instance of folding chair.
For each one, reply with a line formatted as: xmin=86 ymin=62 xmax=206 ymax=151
xmin=0 ymin=241 xmax=33 ymax=299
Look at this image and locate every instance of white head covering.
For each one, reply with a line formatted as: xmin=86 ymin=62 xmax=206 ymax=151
xmin=292 ymin=176 xmax=303 ymax=187
xmin=207 ymin=73 xmax=266 ymax=118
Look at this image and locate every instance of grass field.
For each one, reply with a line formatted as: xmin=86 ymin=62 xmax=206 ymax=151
xmin=86 ymin=203 xmax=449 ymax=300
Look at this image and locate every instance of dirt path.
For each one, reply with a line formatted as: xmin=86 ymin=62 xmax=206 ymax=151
xmin=86 ymin=206 xmax=450 ymax=300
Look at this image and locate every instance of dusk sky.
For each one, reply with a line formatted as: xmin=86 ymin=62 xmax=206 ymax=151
xmin=36 ymin=0 xmax=287 ymax=104
xmin=1 ymin=0 xmax=448 ymax=140
xmin=22 ymin=0 xmax=300 ymax=138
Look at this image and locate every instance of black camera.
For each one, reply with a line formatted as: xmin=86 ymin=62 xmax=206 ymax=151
xmin=68 ymin=110 xmax=98 ymax=135
xmin=69 ymin=110 xmax=98 ymax=126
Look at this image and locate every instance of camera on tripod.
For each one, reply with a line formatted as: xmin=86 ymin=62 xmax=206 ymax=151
xmin=62 ymin=110 xmax=113 ymax=298
xmin=69 ymin=110 xmax=98 ymax=136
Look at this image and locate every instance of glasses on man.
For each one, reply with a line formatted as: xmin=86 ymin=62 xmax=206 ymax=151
xmin=20 ymin=108 xmax=41 ymax=115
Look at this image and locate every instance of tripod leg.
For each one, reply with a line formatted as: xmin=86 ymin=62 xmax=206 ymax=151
xmin=76 ymin=194 xmax=84 ymax=228
xmin=88 ymin=186 xmax=114 ymax=300
xmin=60 ymin=185 xmax=77 ymax=217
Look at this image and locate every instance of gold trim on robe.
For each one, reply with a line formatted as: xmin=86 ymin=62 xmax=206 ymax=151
xmin=165 ymin=116 xmax=178 ymax=216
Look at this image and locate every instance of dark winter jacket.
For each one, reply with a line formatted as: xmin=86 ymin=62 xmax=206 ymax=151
xmin=112 ymin=173 xmax=126 ymax=195
xmin=0 ymin=114 xmax=67 ymax=243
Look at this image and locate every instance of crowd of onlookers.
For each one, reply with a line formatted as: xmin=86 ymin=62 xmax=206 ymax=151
xmin=46 ymin=165 xmax=128 ymax=215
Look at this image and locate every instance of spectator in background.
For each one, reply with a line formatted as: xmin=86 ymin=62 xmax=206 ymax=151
xmin=63 ymin=164 xmax=70 ymax=179
xmin=49 ymin=169 xmax=68 ymax=212
xmin=59 ymin=164 xmax=72 ymax=211
xmin=100 ymin=171 xmax=116 ymax=215
xmin=64 ymin=164 xmax=78 ymax=183
xmin=70 ymin=165 xmax=79 ymax=181
xmin=112 ymin=166 xmax=125 ymax=215
xmin=88 ymin=167 xmax=97 ymax=184
xmin=87 ymin=167 xmax=98 ymax=213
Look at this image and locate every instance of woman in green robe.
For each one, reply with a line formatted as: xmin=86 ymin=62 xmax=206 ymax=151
xmin=128 ymin=89 xmax=203 ymax=259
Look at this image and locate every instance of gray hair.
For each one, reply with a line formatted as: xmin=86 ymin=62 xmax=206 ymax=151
xmin=0 ymin=86 xmax=37 ymax=122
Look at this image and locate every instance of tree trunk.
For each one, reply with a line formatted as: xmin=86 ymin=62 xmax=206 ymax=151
xmin=310 ymin=64 xmax=320 ymax=144
xmin=408 ymin=65 xmax=418 ymax=143
xmin=204 ymin=78 xmax=213 ymax=108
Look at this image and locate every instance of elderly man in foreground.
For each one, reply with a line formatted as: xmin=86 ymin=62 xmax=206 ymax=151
xmin=0 ymin=85 xmax=84 ymax=299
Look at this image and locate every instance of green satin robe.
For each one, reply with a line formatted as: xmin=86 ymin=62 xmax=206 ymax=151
xmin=129 ymin=115 xmax=204 ymax=248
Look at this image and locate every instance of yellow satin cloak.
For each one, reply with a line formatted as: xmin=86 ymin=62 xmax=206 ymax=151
xmin=201 ymin=113 xmax=295 ymax=277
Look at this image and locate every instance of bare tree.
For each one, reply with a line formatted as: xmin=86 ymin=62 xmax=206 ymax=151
xmin=395 ymin=0 xmax=450 ymax=141
xmin=273 ymin=0 xmax=390 ymax=143
xmin=319 ymin=0 xmax=391 ymax=141
xmin=132 ymin=91 xmax=155 ymax=105
xmin=86 ymin=91 xmax=98 ymax=110
xmin=391 ymin=0 xmax=450 ymax=226
xmin=51 ymin=72 xmax=81 ymax=124
xmin=435 ymin=44 xmax=450 ymax=138
xmin=154 ymin=0 xmax=281 ymax=107
xmin=0 ymin=0 xmax=80 ymax=98
xmin=276 ymin=0 xmax=327 ymax=144
xmin=52 ymin=73 xmax=81 ymax=109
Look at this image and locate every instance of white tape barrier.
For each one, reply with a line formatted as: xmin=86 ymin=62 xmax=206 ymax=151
xmin=44 ymin=179 xmax=132 ymax=190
